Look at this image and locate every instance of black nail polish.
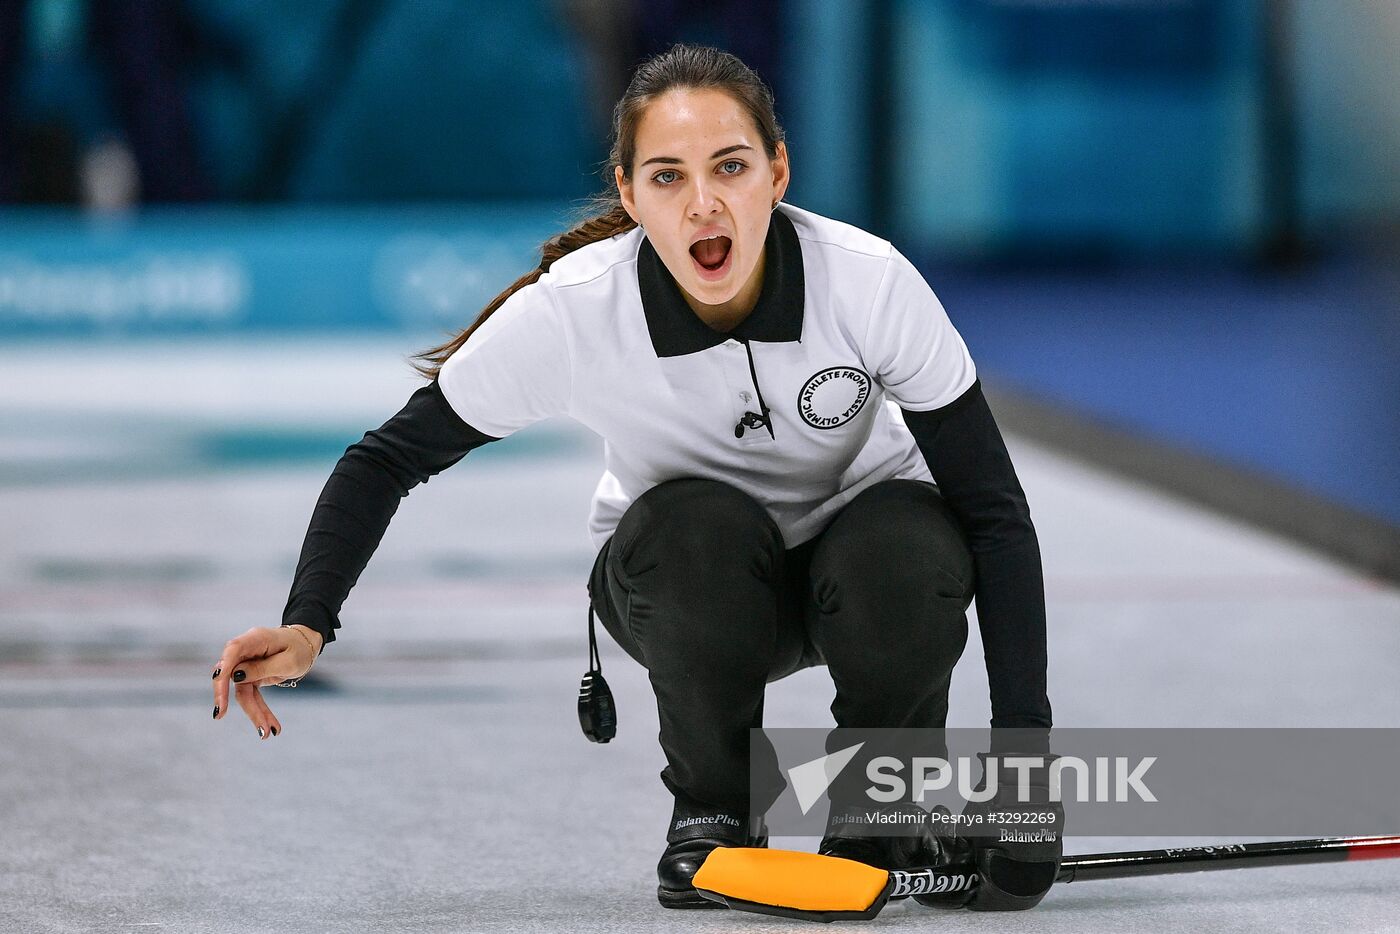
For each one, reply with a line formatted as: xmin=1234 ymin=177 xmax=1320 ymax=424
xmin=212 ymin=705 xmax=220 ymax=719
xmin=232 ymin=670 xmax=245 ymax=683
xmin=270 ymin=727 xmax=278 ymax=737
xmin=257 ymin=727 xmax=265 ymax=739
xmin=211 ymin=668 xmax=221 ymax=680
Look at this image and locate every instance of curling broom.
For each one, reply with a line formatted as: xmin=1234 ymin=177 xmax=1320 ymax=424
xmin=691 ymin=835 xmax=1400 ymax=922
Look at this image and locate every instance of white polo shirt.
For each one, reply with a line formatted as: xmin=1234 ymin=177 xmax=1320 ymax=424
xmin=438 ymin=202 xmax=977 ymax=550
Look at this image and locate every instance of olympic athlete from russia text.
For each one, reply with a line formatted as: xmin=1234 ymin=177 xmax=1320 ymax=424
xmin=211 ymin=44 xmax=1061 ymax=912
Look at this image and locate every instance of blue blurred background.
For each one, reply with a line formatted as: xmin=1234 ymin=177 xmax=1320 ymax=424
xmin=1 ymin=0 xmax=1396 ymax=567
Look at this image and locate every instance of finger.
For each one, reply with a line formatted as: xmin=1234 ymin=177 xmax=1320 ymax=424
xmin=212 ymin=628 xmax=265 ymax=718
xmin=235 ymin=647 xmax=302 ymax=688
xmin=253 ymin=690 xmax=283 ymax=739
xmin=212 ymin=628 xmax=281 ymax=720
xmin=233 ymin=681 xmax=267 ymax=729
xmin=212 ymin=645 xmax=243 ymax=720
xmin=241 ymin=685 xmax=281 ymax=740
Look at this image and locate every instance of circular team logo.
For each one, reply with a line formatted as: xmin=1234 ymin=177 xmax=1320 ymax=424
xmin=798 ymin=366 xmax=871 ymax=430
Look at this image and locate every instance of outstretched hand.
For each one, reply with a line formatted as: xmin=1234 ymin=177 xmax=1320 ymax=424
xmin=211 ymin=625 xmax=322 ymax=738
xmin=961 ymin=753 xmax=1064 ymax=911
xmin=912 ymin=752 xmax=1064 ymax=912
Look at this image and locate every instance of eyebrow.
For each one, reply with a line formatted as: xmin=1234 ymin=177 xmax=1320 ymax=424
xmin=639 ymin=144 xmax=755 ymax=168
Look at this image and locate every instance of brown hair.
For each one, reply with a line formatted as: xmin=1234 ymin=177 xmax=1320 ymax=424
xmin=411 ymin=43 xmax=787 ymax=379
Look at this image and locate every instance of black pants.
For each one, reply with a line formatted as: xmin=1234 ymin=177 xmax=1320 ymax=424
xmin=587 ymin=477 xmax=976 ymax=815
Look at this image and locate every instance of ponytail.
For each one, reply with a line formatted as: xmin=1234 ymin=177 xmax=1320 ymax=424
xmin=410 ymin=197 xmax=636 ymax=380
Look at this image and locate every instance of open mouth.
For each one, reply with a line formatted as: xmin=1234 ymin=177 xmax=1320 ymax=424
xmin=689 ymin=236 xmax=733 ymax=279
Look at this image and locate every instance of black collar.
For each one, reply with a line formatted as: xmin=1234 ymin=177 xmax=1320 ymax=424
xmin=637 ymin=206 xmax=805 ymax=357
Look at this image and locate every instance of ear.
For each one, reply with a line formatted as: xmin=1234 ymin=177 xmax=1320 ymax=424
xmin=770 ymin=141 xmax=791 ymax=206
xmin=615 ymin=165 xmax=640 ymax=225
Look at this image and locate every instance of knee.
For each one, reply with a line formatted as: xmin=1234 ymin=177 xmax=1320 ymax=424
xmin=614 ymin=478 xmax=784 ymax=578
xmin=811 ymin=480 xmax=974 ymax=612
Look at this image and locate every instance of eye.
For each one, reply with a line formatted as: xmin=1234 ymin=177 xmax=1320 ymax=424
xmin=652 ymin=169 xmax=679 ymax=185
xmin=719 ymin=160 xmax=745 ymax=175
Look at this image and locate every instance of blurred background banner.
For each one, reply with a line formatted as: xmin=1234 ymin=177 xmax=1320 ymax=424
xmin=0 ymin=205 xmax=561 ymax=333
xmin=6 ymin=0 xmax=1396 ymax=249
xmin=1 ymin=0 xmax=1396 ymax=563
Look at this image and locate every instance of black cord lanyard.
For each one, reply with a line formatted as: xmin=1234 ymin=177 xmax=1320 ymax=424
xmin=735 ymin=338 xmax=776 ymax=440
xmin=577 ymin=603 xmax=616 ymax=742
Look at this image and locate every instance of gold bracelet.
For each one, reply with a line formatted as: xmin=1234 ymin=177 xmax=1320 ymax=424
xmin=284 ymin=625 xmax=318 ymax=677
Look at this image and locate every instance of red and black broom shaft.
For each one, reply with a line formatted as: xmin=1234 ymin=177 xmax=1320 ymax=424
xmin=1055 ymin=835 xmax=1400 ymax=882
xmin=884 ymin=836 xmax=1400 ymax=899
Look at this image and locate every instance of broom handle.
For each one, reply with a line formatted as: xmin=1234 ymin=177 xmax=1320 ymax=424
xmin=1055 ymin=835 xmax=1400 ymax=882
xmin=885 ymin=836 xmax=1400 ymax=899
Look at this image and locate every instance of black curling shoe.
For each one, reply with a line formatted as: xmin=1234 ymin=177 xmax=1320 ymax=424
xmin=656 ymin=792 xmax=768 ymax=909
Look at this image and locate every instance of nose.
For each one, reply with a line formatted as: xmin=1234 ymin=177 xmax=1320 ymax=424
xmin=686 ymin=176 xmax=722 ymax=217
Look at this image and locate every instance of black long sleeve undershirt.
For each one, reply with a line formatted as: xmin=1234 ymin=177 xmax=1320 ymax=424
xmin=280 ymin=381 xmax=498 ymax=649
xmin=903 ymin=379 xmax=1052 ymax=749
xmin=281 ymin=375 xmax=1052 ymax=750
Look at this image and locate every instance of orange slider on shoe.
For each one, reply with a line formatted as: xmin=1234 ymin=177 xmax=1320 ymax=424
xmin=691 ymin=847 xmax=972 ymax=922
